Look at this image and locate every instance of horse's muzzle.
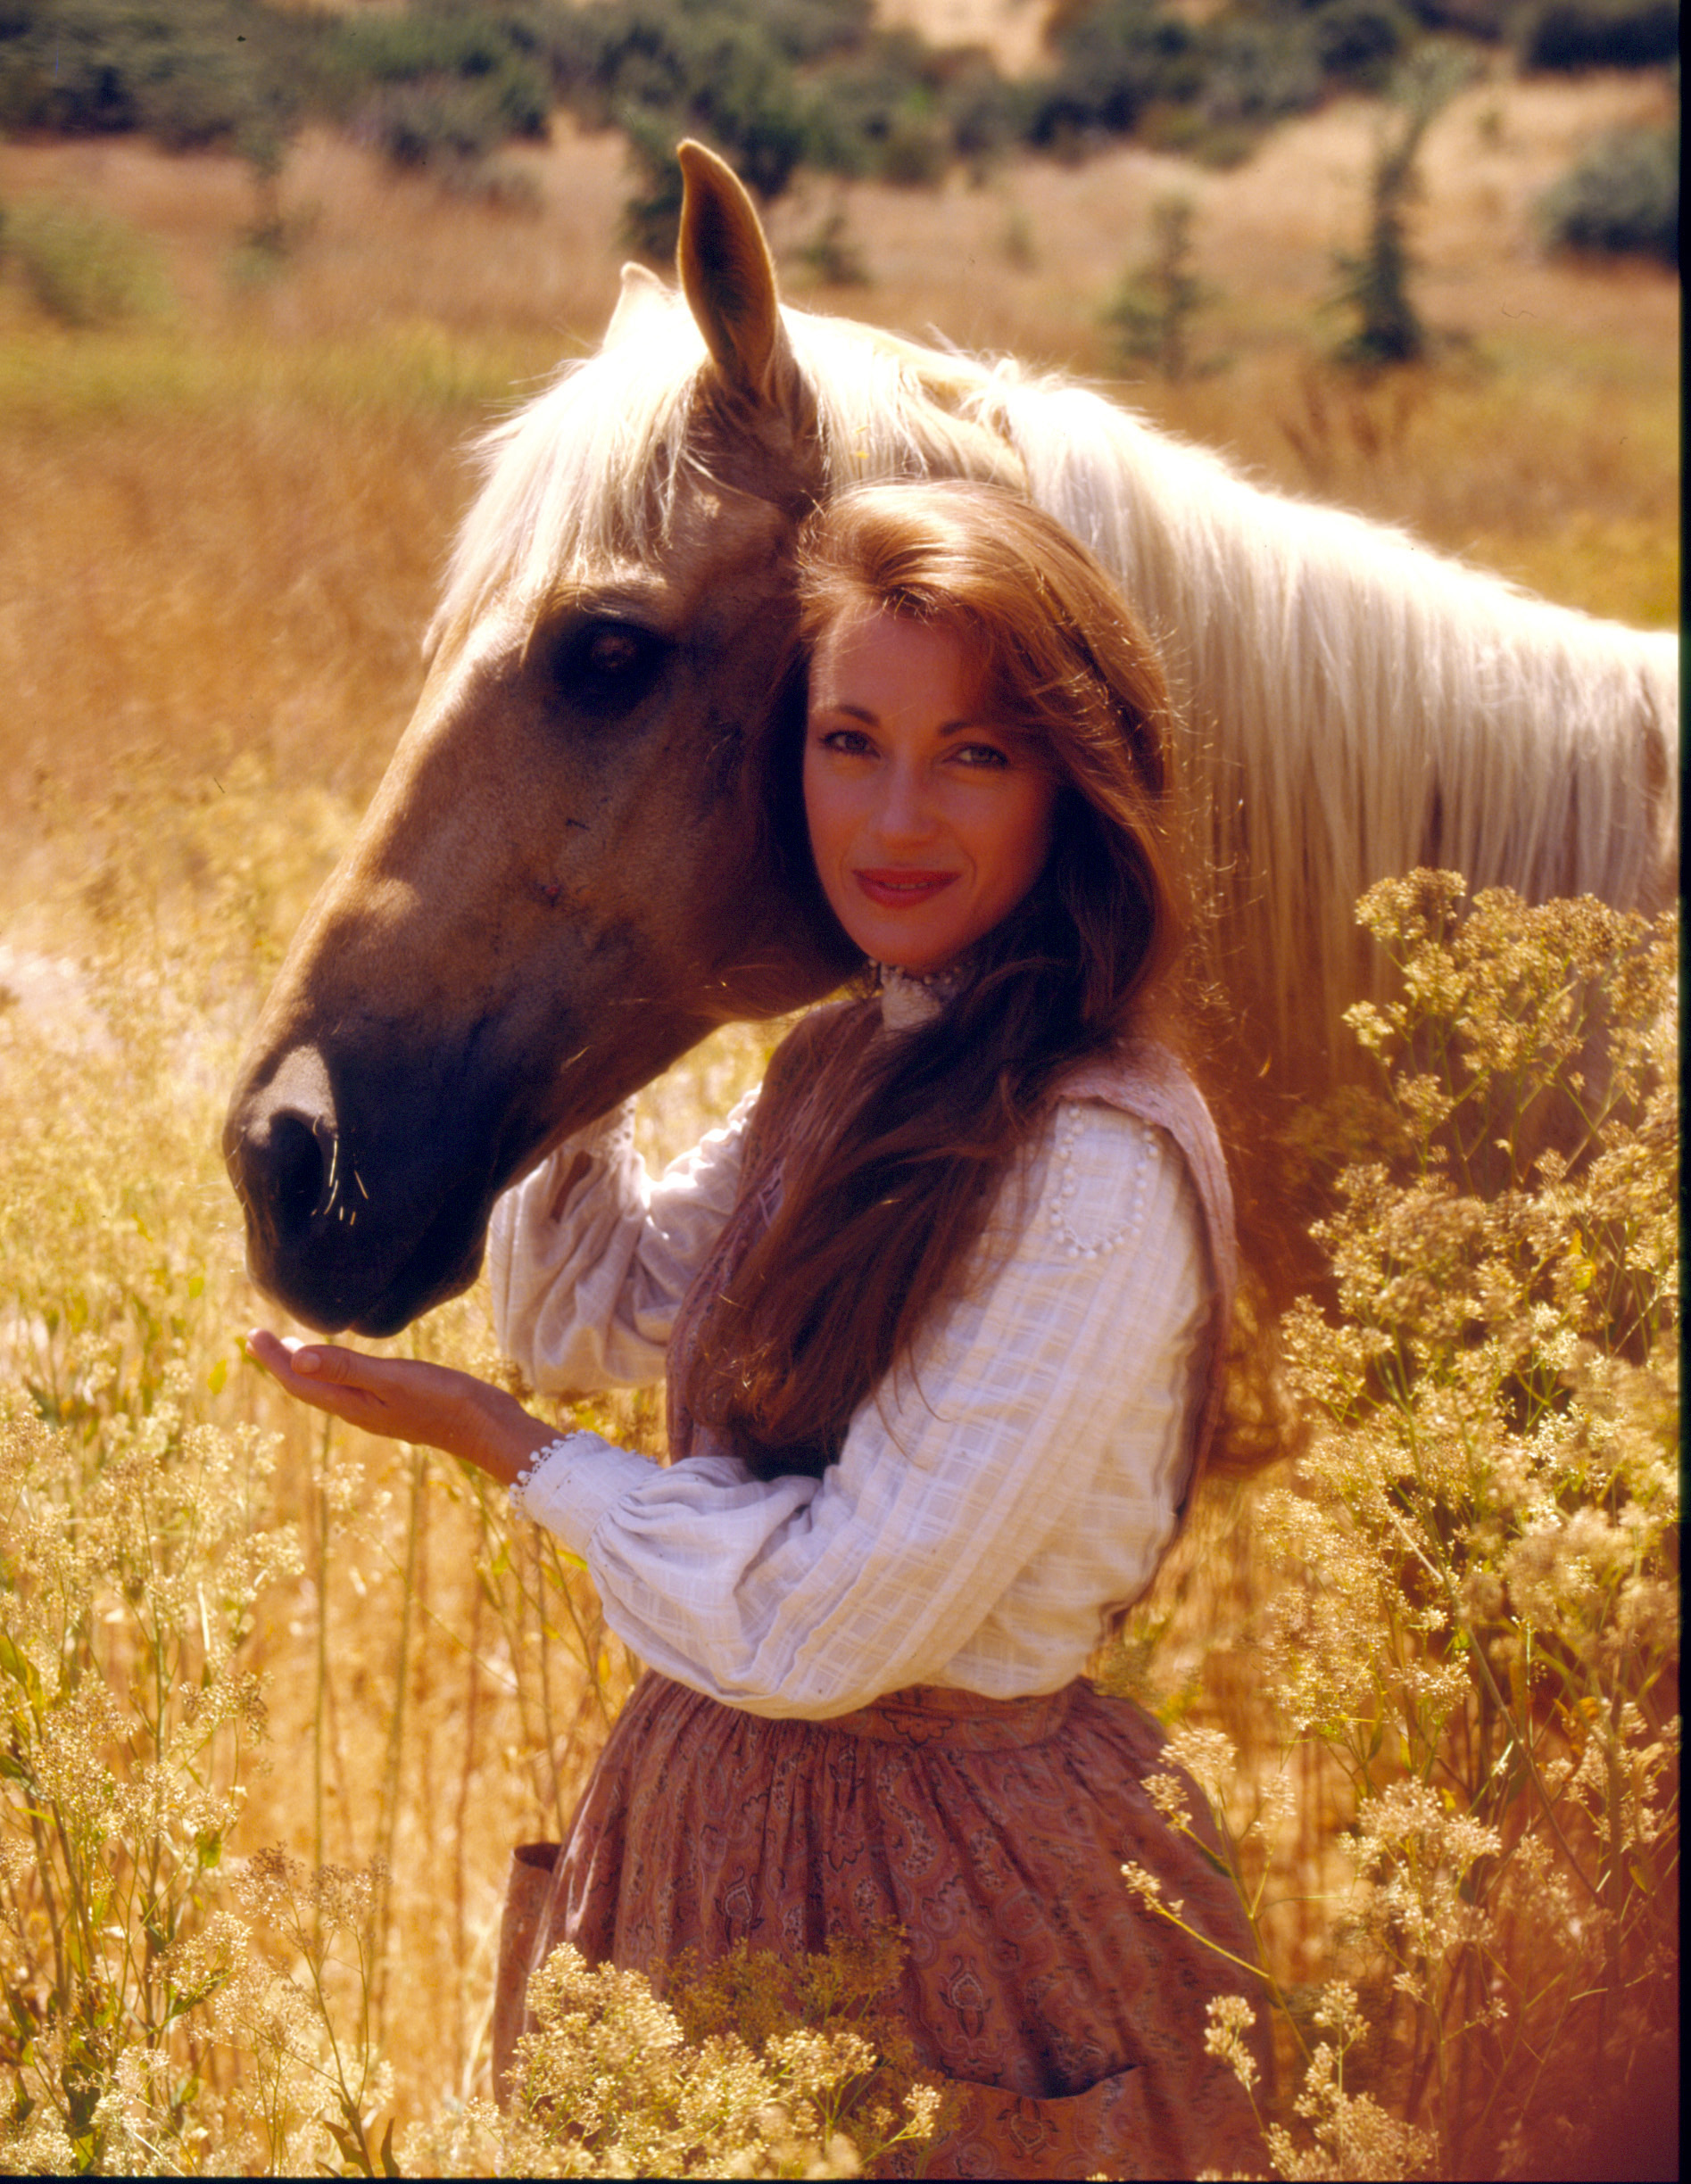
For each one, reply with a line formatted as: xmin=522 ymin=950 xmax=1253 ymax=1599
xmin=223 ymin=1040 xmax=492 ymax=1336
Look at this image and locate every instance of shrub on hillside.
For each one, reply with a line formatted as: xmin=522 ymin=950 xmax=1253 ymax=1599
xmin=1035 ymin=0 xmax=1422 ymax=162
xmin=946 ymin=62 xmax=1040 ymax=174
xmin=806 ymin=31 xmax=954 ymax=183
xmin=1194 ymin=16 xmax=1324 ymax=124
xmin=552 ymin=0 xmax=1012 ymax=199
xmin=1310 ymin=0 xmax=1421 ymax=86
xmin=1402 ymin=0 xmax=1516 ymax=34
xmin=1538 ymin=120 xmax=1679 ymax=262
xmin=551 ymin=0 xmax=825 ymax=208
xmin=1030 ymin=0 xmax=1204 ymax=146
xmin=1519 ymin=0 xmax=1679 ymax=69
xmin=0 ymin=0 xmax=305 ymax=147
xmin=4 ymin=197 xmax=169 ymax=327
xmin=711 ymin=0 xmax=875 ymax=68
xmin=361 ymin=79 xmax=515 ymax=170
xmin=545 ymin=0 xmax=852 ymax=135
xmin=324 ymin=2 xmax=551 ymax=169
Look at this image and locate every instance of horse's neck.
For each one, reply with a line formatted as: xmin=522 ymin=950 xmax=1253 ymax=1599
xmin=802 ymin=314 xmax=1672 ymax=1084
xmin=973 ymin=368 xmax=1677 ymax=1068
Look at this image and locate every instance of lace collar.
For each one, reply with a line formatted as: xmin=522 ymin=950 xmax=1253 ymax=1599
xmin=876 ymin=962 xmax=961 ymax=1030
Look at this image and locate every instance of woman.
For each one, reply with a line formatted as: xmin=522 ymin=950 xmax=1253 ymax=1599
xmin=251 ymin=480 xmax=1266 ymax=2178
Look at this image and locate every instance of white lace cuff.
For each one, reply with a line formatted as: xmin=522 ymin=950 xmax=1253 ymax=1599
xmin=506 ymin=1428 xmax=658 ymax=1557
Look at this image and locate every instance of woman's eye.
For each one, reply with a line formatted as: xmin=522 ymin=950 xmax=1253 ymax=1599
xmin=551 ymin=621 xmax=668 ymax=721
xmin=952 ymin=742 xmax=1010 ymax=769
xmin=818 ymin=727 xmax=875 ymax=757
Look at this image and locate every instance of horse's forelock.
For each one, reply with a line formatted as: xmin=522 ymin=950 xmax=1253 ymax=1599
xmin=427 ymin=297 xmax=1042 ymax=663
xmin=429 ymin=303 xmax=714 ymax=657
xmin=784 ymin=311 xmax=1029 ymax=497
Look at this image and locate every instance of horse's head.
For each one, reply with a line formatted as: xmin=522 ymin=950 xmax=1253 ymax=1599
xmin=225 ymin=145 xmax=858 ymax=1335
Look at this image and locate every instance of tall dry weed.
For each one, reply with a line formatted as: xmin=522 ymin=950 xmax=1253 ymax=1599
xmin=0 ymin=761 xmax=795 ymax=2168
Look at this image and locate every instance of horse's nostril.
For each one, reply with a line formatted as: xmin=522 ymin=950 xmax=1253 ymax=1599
xmin=229 ymin=1044 xmax=340 ymax=1253
xmin=261 ymin=1110 xmax=329 ymax=1237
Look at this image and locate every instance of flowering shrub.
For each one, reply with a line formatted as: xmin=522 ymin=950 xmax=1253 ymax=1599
xmin=1125 ymin=873 xmax=1679 ymax=2180
xmin=404 ymin=1929 xmax=946 ymax=2178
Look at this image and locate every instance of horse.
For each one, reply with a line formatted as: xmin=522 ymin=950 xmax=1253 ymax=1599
xmin=224 ymin=141 xmax=1679 ymax=1340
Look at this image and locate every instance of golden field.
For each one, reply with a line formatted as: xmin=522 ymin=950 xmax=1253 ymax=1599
xmin=0 ymin=67 xmax=1677 ymax=843
xmin=0 ymin=76 xmax=1678 ymax=2174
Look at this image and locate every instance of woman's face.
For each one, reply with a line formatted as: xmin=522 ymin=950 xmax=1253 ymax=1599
xmin=803 ymin=608 xmax=1058 ymax=975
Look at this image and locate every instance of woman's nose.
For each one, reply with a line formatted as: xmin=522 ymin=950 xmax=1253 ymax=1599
xmin=875 ymin=763 xmax=938 ymax=845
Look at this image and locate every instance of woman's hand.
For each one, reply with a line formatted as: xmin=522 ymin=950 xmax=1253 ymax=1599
xmin=245 ymin=1328 xmax=555 ymax=1488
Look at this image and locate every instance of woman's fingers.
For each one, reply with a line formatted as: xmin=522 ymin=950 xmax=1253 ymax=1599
xmin=245 ymin=1328 xmax=318 ymax=1380
xmin=244 ymin=1328 xmax=549 ymax=1486
xmin=249 ymin=1329 xmax=399 ymax=1390
xmin=246 ymin=1328 xmax=482 ymax=1456
xmin=246 ymin=1328 xmax=414 ymax=1427
xmin=247 ymin=1329 xmax=357 ymax=1401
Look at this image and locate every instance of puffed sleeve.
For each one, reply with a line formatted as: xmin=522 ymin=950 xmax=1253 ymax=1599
xmin=511 ymin=1103 xmax=1207 ymax=1715
xmin=487 ymin=1087 xmax=758 ymax=1394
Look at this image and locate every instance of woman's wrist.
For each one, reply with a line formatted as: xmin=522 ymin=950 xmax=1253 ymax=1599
xmin=468 ymin=1390 xmax=564 ymax=1489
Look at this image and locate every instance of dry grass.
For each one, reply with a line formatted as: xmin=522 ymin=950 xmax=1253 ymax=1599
xmin=0 ymin=80 xmax=1673 ymax=883
xmin=0 ymin=79 xmax=1678 ymax=2157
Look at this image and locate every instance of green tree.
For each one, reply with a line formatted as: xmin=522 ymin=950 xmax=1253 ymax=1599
xmin=1330 ymin=46 xmax=1469 ymax=368
xmin=1105 ymin=193 xmax=1219 ymax=380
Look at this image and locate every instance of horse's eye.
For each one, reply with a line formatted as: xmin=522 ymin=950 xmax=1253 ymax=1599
xmin=551 ymin=620 xmax=668 ymax=722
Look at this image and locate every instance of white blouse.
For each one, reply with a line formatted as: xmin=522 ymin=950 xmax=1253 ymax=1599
xmin=486 ymin=1043 xmax=1207 ymax=1721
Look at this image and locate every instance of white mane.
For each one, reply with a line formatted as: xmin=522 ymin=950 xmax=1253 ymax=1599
xmin=438 ymin=283 xmax=1679 ymax=1086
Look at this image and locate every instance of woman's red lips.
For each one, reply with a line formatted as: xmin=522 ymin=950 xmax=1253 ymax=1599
xmin=854 ymin=869 xmax=959 ymax=907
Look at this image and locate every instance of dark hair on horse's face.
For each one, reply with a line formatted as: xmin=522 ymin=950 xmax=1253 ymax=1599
xmin=688 ymin=479 xmax=1191 ymax=1483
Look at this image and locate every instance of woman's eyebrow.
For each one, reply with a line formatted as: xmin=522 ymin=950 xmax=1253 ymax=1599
xmin=814 ymin=702 xmax=991 ymax=736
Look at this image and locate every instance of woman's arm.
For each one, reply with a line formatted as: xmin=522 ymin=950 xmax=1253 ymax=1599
xmin=516 ymin=1102 xmax=1207 ymax=1716
xmin=488 ymin=1086 xmax=758 ymax=1394
xmin=246 ymin=1086 xmax=762 ymax=1479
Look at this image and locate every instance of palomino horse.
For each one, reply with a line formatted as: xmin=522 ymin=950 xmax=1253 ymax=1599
xmin=226 ymin=143 xmax=1678 ymax=1337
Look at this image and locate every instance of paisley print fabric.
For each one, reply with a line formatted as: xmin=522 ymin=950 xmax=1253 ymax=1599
xmin=498 ymin=1673 xmax=1269 ymax=2179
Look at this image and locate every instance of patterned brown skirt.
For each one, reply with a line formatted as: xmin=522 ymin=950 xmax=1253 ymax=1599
xmin=493 ymin=1673 xmax=1268 ymax=2180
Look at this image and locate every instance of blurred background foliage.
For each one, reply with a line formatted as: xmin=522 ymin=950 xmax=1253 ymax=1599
xmin=0 ymin=0 xmax=1678 ymax=258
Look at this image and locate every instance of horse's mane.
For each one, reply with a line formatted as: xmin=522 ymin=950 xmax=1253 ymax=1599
xmin=434 ymin=285 xmax=1679 ymax=1077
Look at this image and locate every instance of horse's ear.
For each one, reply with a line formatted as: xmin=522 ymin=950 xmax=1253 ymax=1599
xmin=605 ymin=261 xmax=672 ymax=347
xmin=676 ymin=140 xmax=788 ymax=407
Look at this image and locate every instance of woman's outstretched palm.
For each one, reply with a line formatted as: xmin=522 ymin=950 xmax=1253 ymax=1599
xmin=245 ymin=1328 xmax=545 ymax=1486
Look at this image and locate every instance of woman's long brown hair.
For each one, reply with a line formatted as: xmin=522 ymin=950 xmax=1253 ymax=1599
xmin=686 ymin=480 xmax=1190 ymax=1482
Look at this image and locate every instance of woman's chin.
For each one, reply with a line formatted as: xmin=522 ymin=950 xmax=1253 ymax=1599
xmin=836 ymin=908 xmax=973 ymax=974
